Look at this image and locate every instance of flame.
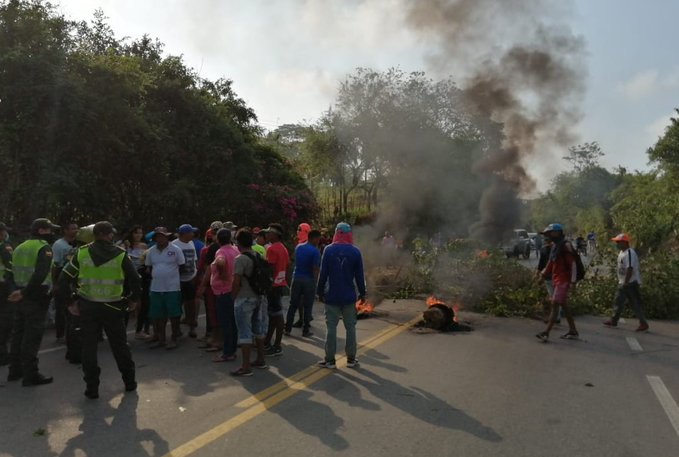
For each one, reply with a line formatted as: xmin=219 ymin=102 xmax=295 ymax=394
xmin=356 ymin=299 xmax=375 ymax=314
xmin=426 ymin=295 xmax=462 ymax=323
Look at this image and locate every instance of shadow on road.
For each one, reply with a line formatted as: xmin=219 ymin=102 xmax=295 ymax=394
xmin=338 ymin=369 xmax=503 ymax=443
xmin=59 ymin=393 xmax=169 ymax=457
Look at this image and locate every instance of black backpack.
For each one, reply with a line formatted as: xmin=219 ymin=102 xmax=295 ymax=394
xmin=242 ymin=251 xmax=274 ymax=295
xmin=572 ymin=245 xmax=586 ymax=282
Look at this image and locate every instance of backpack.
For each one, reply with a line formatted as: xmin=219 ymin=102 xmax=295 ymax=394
xmin=242 ymin=251 xmax=274 ymax=295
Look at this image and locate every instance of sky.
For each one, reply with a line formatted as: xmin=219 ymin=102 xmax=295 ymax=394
xmin=57 ymin=0 xmax=679 ymax=186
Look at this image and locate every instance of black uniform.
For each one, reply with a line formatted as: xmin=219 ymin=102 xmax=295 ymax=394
xmin=58 ymin=239 xmax=142 ymax=398
xmin=0 ymin=240 xmax=14 ymax=366
xmin=8 ymin=242 xmax=53 ymax=384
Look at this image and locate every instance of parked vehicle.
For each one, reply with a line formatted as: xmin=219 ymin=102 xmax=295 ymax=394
xmin=503 ymin=229 xmax=532 ymax=259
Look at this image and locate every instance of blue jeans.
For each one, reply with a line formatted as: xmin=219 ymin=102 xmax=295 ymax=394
xmin=234 ymin=296 xmax=268 ymax=345
xmin=324 ymin=304 xmax=357 ymax=363
xmin=286 ymin=277 xmax=316 ymax=331
xmin=216 ymin=293 xmax=237 ymax=356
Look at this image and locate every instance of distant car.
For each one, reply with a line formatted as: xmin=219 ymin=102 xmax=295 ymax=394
xmin=503 ymin=229 xmax=532 ymax=259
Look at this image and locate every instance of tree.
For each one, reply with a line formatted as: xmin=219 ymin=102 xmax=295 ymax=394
xmin=563 ymin=141 xmax=604 ymax=172
xmin=648 ymin=108 xmax=679 ymax=178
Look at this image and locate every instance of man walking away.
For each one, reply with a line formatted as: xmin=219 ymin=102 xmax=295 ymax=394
xmin=51 ymin=221 xmax=79 ymax=343
xmin=145 ymin=227 xmax=185 ymax=349
xmin=536 ymin=223 xmax=579 ymax=342
xmin=173 ymin=224 xmax=199 ymax=338
xmin=58 ymin=221 xmax=141 ymax=399
xmin=317 ymin=222 xmax=366 ymax=369
xmin=0 ymin=222 xmax=14 ymax=366
xmin=7 ymin=218 xmax=60 ymax=386
xmin=536 ymin=236 xmax=559 ymax=323
xmin=263 ymin=223 xmax=289 ymax=357
xmin=231 ymin=230 xmax=268 ymax=376
xmin=604 ymin=233 xmax=648 ymax=332
xmin=286 ymin=230 xmax=321 ymax=337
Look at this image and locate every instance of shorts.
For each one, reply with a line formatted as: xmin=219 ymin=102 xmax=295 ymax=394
xmin=267 ymin=287 xmax=284 ymax=317
xmin=551 ymin=282 xmax=571 ymax=305
xmin=149 ymin=291 xmax=183 ymax=319
xmin=234 ymin=296 xmax=268 ymax=344
xmin=180 ymin=280 xmax=196 ymax=301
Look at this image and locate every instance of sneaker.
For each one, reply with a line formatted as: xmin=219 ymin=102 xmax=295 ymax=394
xmin=346 ymin=358 xmax=359 ymax=368
xmin=302 ymin=331 xmax=314 ymax=338
xmin=317 ymin=360 xmax=336 ymax=369
xmin=535 ymin=331 xmax=549 ymax=342
xmin=265 ymin=346 xmax=283 ymax=357
xmin=560 ymin=331 xmax=579 ymax=340
xmin=22 ymin=373 xmax=53 ymax=387
xmin=603 ymin=319 xmax=617 ymax=327
xmin=635 ymin=323 xmax=649 ymax=332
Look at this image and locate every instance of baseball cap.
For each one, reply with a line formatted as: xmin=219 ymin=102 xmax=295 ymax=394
xmin=31 ymin=218 xmax=60 ymax=232
xmin=92 ymin=221 xmax=116 ymax=236
xmin=335 ymin=222 xmax=352 ymax=234
xmin=611 ymin=233 xmax=631 ymax=243
xmin=297 ymin=223 xmax=311 ymax=232
xmin=223 ymin=221 xmax=238 ymax=231
xmin=177 ymin=224 xmax=199 ymax=234
xmin=209 ymin=221 xmax=223 ymax=231
xmin=153 ymin=226 xmax=173 ymax=238
xmin=541 ymin=223 xmax=563 ymax=234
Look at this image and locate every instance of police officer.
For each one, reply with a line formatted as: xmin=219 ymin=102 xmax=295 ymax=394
xmin=7 ymin=218 xmax=60 ymax=386
xmin=58 ymin=221 xmax=141 ymax=399
xmin=0 ymin=222 xmax=14 ymax=366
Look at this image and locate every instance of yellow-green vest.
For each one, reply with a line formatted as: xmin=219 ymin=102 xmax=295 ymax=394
xmin=77 ymin=247 xmax=126 ymax=302
xmin=13 ymin=239 xmax=51 ymax=287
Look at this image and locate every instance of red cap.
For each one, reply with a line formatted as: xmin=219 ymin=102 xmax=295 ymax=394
xmin=611 ymin=233 xmax=631 ymax=243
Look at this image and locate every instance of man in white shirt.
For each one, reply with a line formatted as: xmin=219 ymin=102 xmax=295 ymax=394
xmin=604 ymin=233 xmax=648 ymax=332
xmin=173 ymin=224 xmax=199 ymax=338
xmin=145 ymin=227 xmax=185 ymax=349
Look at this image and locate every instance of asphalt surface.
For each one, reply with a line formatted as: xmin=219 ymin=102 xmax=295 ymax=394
xmin=1 ymin=299 xmax=678 ymax=457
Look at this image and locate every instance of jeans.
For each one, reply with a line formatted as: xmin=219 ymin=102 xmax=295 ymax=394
xmin=613 ymin=282 xmax=646 ymax=324
xmin=234 ymin=296 xmax=268 ymax=344
xmin=324 ymin=303 xmax=357 ymax=363
xmin=286 ymin=277 xmax=316 ymax=331
xmin=216 ymin=293 xmax=237 ymax=356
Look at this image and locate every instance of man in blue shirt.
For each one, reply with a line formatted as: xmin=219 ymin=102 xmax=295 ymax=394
xmin=285 ymin=230 xmax=321 ymax=337
xmin=316 ymin=222 xmax=366 ymax=369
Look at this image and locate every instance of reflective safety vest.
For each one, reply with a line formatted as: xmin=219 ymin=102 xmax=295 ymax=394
xmin=77 ymin=247 xmax=126 ymax=302
xmin=13 ymin=239 xmax=51 ymax=287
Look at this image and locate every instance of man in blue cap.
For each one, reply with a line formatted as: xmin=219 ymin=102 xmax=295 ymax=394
xmin=316 ymin=222 xmax=366 ymax=369
xmin=173 ymin=224 xmax=200 ymax=338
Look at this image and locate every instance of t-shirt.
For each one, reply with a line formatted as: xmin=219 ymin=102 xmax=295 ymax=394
xmin=145 ymin=243 xmax=185 ymax=292
xmin=52 ymin=238 xmax=77 ymax=268
xmin=617 ymin=248 xmax=641 ymax=285
xmin=234 ymin=252 xmax=257 ymax=298
xmin=210 ymin=244 xmax=239 ymax=295
xmin=172 ymin=239 xmax=197 ymax=282
xmin=266 ymin=241 xmax=289 ymax=287
xmin=293 ymin=242 xmax=321 ymax=280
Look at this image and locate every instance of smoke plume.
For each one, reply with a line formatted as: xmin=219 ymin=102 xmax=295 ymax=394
xmin=404 ymin=0 xmax=586 ymax=243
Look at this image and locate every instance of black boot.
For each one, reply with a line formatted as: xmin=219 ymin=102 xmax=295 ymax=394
xmin=22 ymin=373 xmax=53 ymax=386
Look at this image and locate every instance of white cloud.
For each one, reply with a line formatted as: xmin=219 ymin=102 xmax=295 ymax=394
xmin=617 ymin=69 xmax=659 ymax=100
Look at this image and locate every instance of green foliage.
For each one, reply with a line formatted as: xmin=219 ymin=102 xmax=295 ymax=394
xmin=0 ymin=1 xmax=316 ymax=232
xmin=648 ymin=109 xmax=679 ymax=176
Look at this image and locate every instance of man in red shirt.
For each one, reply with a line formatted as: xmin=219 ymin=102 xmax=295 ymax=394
xmin=536 ymin=223 xmax=579 ymax=342
xmin=263 ymin=223 xmax=289 ymax=356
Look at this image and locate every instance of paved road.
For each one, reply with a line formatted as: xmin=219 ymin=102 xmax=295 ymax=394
xmin=1 ymin=300 xmax=678 ymax=457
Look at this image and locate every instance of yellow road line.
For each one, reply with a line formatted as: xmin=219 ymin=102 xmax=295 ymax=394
xmin=163 ymin=316 xmax=420 ymax=457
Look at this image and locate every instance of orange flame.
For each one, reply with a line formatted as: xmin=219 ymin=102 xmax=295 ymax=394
xmin=426 ymin=295 xmax=461 ymax=323
xmin=356 ymin=299 xmax=375 ymax=314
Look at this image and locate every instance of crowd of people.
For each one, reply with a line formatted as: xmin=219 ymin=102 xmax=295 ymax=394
xmin=0 ymin=218 xmax=365 ymax=399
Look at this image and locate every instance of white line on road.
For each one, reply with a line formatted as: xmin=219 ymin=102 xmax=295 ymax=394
xmin=626 ymin=337 xmax=643 ymax=352
xmin=647 ymin=375 xmax=679 ymax=438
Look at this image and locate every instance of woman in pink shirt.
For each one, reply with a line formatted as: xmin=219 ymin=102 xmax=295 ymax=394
xmin=210 ymin=229 xmax=240 ymax=362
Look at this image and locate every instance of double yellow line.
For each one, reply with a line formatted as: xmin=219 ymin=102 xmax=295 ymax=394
xmin=163 ymin=315 xmax=420 ymax=457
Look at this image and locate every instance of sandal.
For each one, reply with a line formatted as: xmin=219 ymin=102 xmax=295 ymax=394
xmin=251 ymin=360 xmax=269 ymax=369
xmin=213 ymin=354 xmax=237 ymax=363
xmin=231 ymin=367 xmax=253 ymax=377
